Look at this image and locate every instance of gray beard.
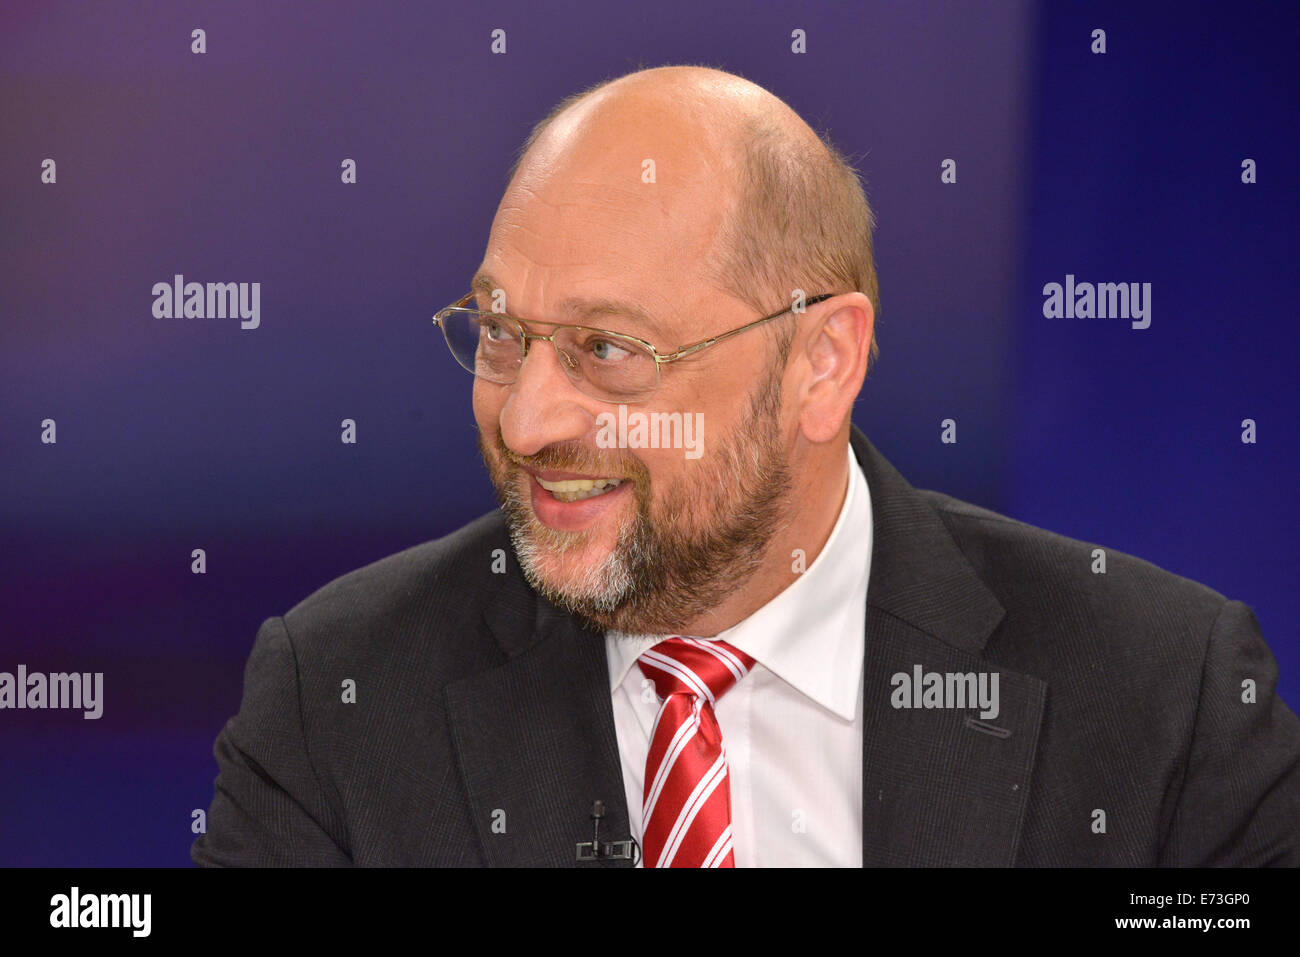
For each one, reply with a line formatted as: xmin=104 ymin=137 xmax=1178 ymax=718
xmin=480 ymin=367 xmax=794 ymax=635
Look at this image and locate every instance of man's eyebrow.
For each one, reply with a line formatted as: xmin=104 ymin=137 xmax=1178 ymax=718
xmin=469 ymin=272 xmax=669 ymax=343
xmin=470 ymin=272 xmax=499 ymax=299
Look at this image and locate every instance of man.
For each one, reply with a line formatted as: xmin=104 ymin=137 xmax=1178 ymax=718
xmin=193 ymin=65 xmax=1299 ymax=867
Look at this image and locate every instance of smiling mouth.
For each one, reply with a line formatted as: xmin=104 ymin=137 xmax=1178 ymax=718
xmin=534 ymin=476 xmax=625 ymax=503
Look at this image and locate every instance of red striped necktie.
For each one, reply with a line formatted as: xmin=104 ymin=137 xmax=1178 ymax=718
xmin=636 ymin=636 xmax=755 ymax=868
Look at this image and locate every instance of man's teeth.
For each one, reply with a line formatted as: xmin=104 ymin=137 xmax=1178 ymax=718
xmin=535 ymin=477 xmax=624 ymax=503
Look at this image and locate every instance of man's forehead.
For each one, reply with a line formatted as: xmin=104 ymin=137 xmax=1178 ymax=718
xmin=473 ymin=125 xmax=741 ymax=346
xmin=470 ymin=269 xmax=681 ymax=345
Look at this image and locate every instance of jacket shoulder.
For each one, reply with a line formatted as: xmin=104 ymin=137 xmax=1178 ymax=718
xmin=913 ymin=486 xmax=1235 ymax=710
xmin=273 ymin=510 xmax=517 ymax=681
xmin=206 ymin=511 xmax=517 ymax=866
xmin=284 ymin=510 xmax=509 ymax=628
xmin=917 ymin=488 xmax=1228 ymax=622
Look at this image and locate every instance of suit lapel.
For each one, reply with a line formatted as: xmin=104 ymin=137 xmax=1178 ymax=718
xmin=444 ymin=580 xmax=634 ymax=867
xmin=851 ymin=427 xmax=1046 ymax=865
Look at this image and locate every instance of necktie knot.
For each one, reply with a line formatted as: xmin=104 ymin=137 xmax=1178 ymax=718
xmin=637 ymin=636 xmax=755 ymax=707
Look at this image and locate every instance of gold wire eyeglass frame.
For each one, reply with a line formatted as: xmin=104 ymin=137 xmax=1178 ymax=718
xmin=432 ymin=290 xmax=834 ymax=400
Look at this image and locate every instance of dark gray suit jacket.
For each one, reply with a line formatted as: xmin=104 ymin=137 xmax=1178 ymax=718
xmin=192 ymin=427 xmax=1300 ymax=866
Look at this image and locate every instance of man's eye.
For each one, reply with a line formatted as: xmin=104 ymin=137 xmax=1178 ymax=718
xmin=482 ymin=320 xmax=510 ymax=341
xmin=589 ymin=338 xmax=632 ymax=361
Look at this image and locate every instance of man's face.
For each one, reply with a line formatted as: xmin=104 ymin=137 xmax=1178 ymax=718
xmin=477 ymin=352 xmax=793 ymax=634
xmin=471 ymin=116 xmax=796 ymax=634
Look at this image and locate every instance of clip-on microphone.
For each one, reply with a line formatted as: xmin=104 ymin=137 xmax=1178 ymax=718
xmin=575 ymin=800 xmax=640 ymax=863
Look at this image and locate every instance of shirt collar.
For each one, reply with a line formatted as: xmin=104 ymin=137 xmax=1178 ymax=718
xmin=606 ymin=442 xmax=872 ymax=721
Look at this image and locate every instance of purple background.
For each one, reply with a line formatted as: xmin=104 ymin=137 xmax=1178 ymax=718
xmin=1 ymin=0 xmax=1295 ymax=865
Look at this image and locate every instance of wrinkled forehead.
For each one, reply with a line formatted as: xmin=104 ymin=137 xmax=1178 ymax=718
xmin=479 ymin=148 xmax=741 ymax=346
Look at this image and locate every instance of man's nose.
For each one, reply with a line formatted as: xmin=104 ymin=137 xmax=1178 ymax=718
xmin=498 ymin=336 xmax=594 ymax=457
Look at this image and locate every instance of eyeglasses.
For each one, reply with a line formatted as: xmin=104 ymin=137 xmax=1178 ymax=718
xmin=432 ymin=290 xmax=834 ymax=404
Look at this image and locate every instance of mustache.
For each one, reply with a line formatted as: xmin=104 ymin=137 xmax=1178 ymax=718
xmin=496 ymin=435 xmax=650 ymax=485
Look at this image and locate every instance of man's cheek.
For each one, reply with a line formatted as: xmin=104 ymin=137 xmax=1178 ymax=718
xmin=474 ymin=375 xmax=515 ymax=420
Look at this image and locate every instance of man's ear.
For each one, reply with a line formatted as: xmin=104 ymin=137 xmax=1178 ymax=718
xmin=796 ymin=293 xmax=873 ymax=444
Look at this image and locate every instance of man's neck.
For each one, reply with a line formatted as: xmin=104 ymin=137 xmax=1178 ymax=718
xmin=677 ymin=441 xmax=851 ymax=637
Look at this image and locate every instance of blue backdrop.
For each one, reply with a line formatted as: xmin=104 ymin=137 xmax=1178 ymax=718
xmin=1 ymin=0 xmax=1295 ymax=865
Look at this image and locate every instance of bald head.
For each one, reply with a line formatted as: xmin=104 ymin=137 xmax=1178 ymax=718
xmin=507 ymin=66 xmax=814 ymax=190
xmin=501 ymin=65 xmax=880 ymax=370
xmin=471 ymin=66 xmax=879 ymax=635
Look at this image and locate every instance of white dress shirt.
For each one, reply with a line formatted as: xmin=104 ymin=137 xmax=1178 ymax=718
xmin=605 ymin=442 xmax=872 ymax=866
